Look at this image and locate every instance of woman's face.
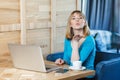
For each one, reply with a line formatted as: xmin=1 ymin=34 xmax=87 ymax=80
xmin=70 ymin=13 xmax=85 ymax=30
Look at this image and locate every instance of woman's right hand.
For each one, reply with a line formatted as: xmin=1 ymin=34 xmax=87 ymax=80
xmin=55 ymin=58 xmax=64 ymax=65
xmin=73 ymin=35 xmax=81 ymax=41
xmin=72 ymin=34 xmax=83 ymax=49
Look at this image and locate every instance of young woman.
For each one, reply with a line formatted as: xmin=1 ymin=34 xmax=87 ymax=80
xmin=55 ymin=10 xmax=96 ymax=79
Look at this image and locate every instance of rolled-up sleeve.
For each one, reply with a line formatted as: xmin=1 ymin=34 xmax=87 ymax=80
xmin=63 ymin=39 xmax=71 ymax=65
xmin=79 ymin=38 xmax=95 ymax=62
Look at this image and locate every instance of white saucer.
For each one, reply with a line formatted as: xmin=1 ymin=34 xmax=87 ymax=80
xmin=69 ymin=66 xmax=86 ymax=71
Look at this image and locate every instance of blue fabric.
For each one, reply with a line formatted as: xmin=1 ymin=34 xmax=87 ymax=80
xmin=63 ymin=35 xmax=96 ymax=70
xmin=94 ymin=51 xmax=120 ymax=67
xmin=84 ymin=0 xmax=115 ymax=32
xmin=95 ymin=57 xmax=120 ymax=80
xmin=46 ymin=52 xmax=63 ymax=62
xmin=114 ymin=0 xmax=120 ymax=33
xmin=94 ymin=32 xmax=107 ymax=51
xmin=94 ymin=52 xmax=120 ymax=80
xmin=90 ymin=30 xmax=120 ymax=53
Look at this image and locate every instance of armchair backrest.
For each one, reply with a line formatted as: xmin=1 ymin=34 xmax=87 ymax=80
xmin=94 ymin=51 xmax=120 ymax=67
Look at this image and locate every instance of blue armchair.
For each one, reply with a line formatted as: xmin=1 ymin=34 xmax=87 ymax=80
xmin=94 ymin=52 xmax=120 ymax=80
xmin=46 ymin=51 xmax=120 ymax=80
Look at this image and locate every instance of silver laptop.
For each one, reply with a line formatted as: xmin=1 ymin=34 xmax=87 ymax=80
xmin=8 ymin=44 xmax=60 ymax=72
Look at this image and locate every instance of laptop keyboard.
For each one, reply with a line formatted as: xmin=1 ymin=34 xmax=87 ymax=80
xmin=45 ymin=64 xmax=60 ymax=71
xmin=45 ymin=64 xmax=57 ymax=68
xmin=46 ymin=67 xmax=51 ymax=70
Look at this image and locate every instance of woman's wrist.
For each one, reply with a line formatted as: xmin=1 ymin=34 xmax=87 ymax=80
xmin=72 ymin=47 xmax=78 ymax=51
xmin=72 ymin=49 xmax=79 ymax=54
xmin=71 ymin=41 xmax=79 ymax=48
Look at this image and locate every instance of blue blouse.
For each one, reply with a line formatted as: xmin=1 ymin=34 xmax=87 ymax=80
xmin=63 ymin=35 xmax=96 ymax=70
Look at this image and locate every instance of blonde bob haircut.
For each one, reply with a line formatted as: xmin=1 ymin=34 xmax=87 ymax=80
xmin=66 ymin=10 xmax=90 ymax=40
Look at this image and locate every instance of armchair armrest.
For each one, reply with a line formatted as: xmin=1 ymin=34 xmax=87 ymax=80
xmin=46 ymin=52 xmax=64 ymax=62
xmin=95 ymin=57 xmax=120 ymax=80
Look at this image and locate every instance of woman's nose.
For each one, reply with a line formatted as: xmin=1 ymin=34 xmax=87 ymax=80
xmin=76 ymin=18 xmax=79 ymax=21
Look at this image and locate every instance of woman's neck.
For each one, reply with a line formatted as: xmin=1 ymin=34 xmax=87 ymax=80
xmin=73 ymin=29 xmax=83 ymax=35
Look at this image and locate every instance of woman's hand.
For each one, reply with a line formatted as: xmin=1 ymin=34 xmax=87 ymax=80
xmin=72 ymin=34 xmax=83 ymax=49
xmin=74 ymin=35 xmax=81 ymax=41
xmin=55 ymin=58 xmax=64 ymax=65
xmin=71 ymin=35 xmax=81 ymax=61
xmin=74 ymin=34 xmax=83 ymax=41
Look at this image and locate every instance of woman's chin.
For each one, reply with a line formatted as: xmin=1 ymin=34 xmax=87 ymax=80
xmin=73 ymin=27 xmax=83 ymax=30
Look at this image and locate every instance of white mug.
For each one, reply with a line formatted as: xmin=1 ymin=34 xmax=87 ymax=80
xmin=72 ymin=61 xmax=82 ymax=69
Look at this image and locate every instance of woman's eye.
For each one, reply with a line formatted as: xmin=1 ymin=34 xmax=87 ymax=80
xmin=72 ymin=17 xmax=83 ymax=20
xmin=80 ymin=17 xmax=83 ymax=19
xmin=72 ymin=18 xmax=76 ymax=20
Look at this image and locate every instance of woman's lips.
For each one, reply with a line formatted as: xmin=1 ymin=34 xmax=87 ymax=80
xmin=76 ymin=23 xmax=80 ymax=26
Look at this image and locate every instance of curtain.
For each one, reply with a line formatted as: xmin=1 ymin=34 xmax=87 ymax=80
xmin=82 ymin=0 xmax=120 ymax=33
xmin=114 ymin=0 xmax=120 ymax=33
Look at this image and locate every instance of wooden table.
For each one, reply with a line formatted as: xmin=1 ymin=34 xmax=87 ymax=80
xmin=0 ymin=55 xmax=95 ymax=80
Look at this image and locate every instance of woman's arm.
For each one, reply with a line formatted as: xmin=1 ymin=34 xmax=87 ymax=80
xmin=71 ymin=39 xmax=80 ymax=62
xmin=80 ymin=37 xmax=95 ymax=62
xmin=63 ymin=39 xmax=71 ymax=65
xmin=55 ymin=39 xmax=70 ymax=65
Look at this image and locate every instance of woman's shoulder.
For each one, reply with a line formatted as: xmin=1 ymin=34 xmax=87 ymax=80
xmin=65 ymin=38 xmax=70 ymax=42
xmin=85 ymin=35 xmax=95 ymax=44
xmin=86 ymin=35 xmax=94 ymax=41
xmin=64 ymin=38 xmax=71 ymax=44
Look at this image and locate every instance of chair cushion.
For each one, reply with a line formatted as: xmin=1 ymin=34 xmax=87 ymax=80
xmin=95 ymin=33 xmax=107 ymax=51
xmin=90 ymin=30 xmax=112 ymax=52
